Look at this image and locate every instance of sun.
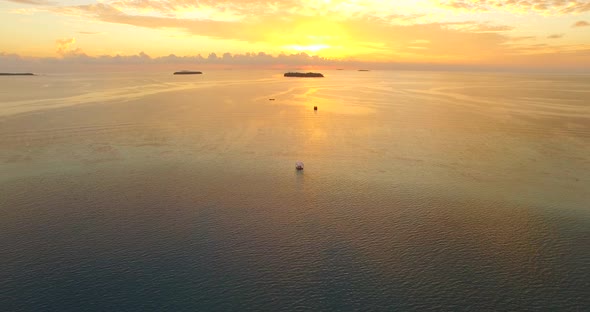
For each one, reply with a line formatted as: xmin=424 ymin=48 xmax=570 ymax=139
xmin=271 ymin=20 xmax=348 ymax=57
xmin=262 ymin=16 xmax=382 ymax=60
xmin=286 ymin=44 xmax=332 ymax=53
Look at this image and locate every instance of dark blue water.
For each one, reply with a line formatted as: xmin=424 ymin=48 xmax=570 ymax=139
xmin=2 ymin=162 xmax=589 ymax=311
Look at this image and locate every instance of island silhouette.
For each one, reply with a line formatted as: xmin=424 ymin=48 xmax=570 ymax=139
xmin=284 ymin=72 xmax=324 ymax=78
xmin=173 ymin=70 xmax=202 ymax=75
xmin=0 ymin=73 xmax=35 ymax=76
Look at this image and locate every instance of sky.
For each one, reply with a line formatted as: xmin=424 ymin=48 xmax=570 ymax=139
xmin=1 ymin=0 xmax=590 ymax=71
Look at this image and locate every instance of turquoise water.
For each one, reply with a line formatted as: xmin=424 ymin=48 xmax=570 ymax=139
xmin=1 ymin=70 xmax=589 ymax=310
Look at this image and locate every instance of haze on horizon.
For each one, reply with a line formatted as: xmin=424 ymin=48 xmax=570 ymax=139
xmin=1 ymin=0 xmax=590 ymax=71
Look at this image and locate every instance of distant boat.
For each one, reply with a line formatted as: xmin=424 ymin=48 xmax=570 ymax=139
xmin=173 ymin=70 xmax=202 ymax=75
xmin=296 ymin=161 xmax=304 ymax=170
xmin=358 ymin=69 xmax=370 ymax=72
xmin=284 ymin=72 xmax=324 ymax=78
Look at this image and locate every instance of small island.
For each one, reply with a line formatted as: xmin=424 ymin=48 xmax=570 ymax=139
xmin=284 ymin=72 xmax=324 ymax=78
xmin=0 ymin=73 xmax=35 ymax=76
xmin=173 ymin=70 xmax=202 ymax=75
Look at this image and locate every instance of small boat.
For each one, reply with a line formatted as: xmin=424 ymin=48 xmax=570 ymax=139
xmin=295 ymin=161 xmax=304 ymax=170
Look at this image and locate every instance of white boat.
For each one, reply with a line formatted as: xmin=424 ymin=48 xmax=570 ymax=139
xmin=295 ymin=161 xmax=304 ymax=170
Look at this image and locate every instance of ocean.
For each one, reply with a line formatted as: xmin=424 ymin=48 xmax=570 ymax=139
xmin=1 ymin=70 xmax=589 ymax=311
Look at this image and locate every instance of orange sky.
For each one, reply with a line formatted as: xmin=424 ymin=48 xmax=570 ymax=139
xmin=1 ymin=0 xmax=590 ymax=70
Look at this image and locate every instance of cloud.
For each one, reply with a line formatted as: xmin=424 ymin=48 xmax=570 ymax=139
xmin=2 ymin=49 xmax=589 ymax=73
xmin=439 ymin=1 xmax=482 ymax=11
xmin=55 ymin=38 xmax=85 ymax=56
xmin=507 ymin=36 xmax=537 ymax=42
xmin=547 ymin=34 xmax=564 ymax=39
xmin=9 ymin=7 xmax=44 ymax=15
xmin=442 ymin=22 xmax=514 ymax=32
xmin=6 ymin=0 xmax=587 ymax=71
xmin=77 ymin=31 xmax=103 ymax=35
xmin=22 ymin=0 xmax=590 ymax=24
xmin=56 ymin=38 xmax=75 ymax=50
xmin=51 ymin=1 xmax=426 ymax=33
xmin=52 ymin=3 xmax=262 ymax=42
xmin=0 ymin=51 xmax=347 ymax=73
xmin=572 ymin=20 xmax=590 ymax=27
xmin=49 ymin=2 xmax=523 ymax=63
xmin=5 ymin=0 xmax=53 ymax=5
xmin=100 ymin=0 xmax=425 ymax=22
xmin=435 ymin=0 xmax=590 ymax=15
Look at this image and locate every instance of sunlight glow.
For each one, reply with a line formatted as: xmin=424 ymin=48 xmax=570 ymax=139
xmin=0 ymin=0 xmax=589 ymax=69
xmin=286 ymin=44 xmax=331 ymax=53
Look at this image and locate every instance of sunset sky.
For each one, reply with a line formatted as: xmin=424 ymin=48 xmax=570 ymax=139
xmin=1 ymin=0 xmax=589 ymax=70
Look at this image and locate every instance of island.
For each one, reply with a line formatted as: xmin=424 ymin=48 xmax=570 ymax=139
xmin=0 ymin=73 xmax=35 ymax=76
xmin=284 ymin=72 xmax=324 ymax=78
xmin=173 ymin=70 xmax=202 ymax=75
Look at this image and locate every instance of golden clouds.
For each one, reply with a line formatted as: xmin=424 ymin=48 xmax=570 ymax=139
xmin=2 ymin=0 xmax=589 ymax=69
xmin=5 ymin=0 xmax=53 ymax=4
xmin=55 ymin=38 xmax=85 ymax=57
xmin=435 ymin=0 xmax=590 ymax=15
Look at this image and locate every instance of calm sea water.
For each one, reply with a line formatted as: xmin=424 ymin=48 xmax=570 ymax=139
xmin=1 ymin=70 xmax=589 ymax=311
